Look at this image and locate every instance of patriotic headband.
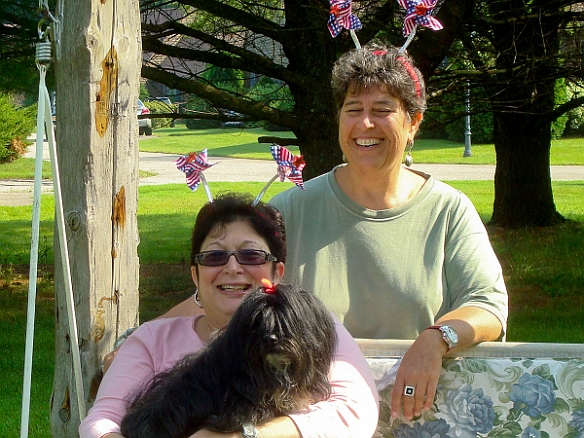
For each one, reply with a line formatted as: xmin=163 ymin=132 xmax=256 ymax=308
xmin=175 ymin=149 xmax=217 ymax=202
xmin=253 ymin=144 xmax=306 ymax=206
xmin=397 ymin=0 xmax=443 ymax=53
xmin=328 ymin=0 xmax=362 ymax=50
xmin=176 ymin=145 xmax=306 ymax=206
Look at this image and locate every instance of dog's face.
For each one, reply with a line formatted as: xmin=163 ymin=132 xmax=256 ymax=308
xmin=221 ymin=284 xmax=338 ymax=414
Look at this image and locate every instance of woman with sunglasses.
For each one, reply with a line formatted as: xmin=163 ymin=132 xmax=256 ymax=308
xmin=80 ymin=193 xmax=379 ymax=438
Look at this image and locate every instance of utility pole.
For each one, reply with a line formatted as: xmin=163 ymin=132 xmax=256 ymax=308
xmin=50 ymin=0 xmax=141 ymax=435
xmin=464 ymin=81 xmax=472 ymax=157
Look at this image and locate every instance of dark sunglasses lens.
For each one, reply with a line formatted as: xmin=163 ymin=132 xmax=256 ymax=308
xmin=199 ymin=251 xmax=229 ymax=266
xmin=236 ymin=250 xmax=267 ymax=265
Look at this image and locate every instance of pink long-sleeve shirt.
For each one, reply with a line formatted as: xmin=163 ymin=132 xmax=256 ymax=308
xmin=80 ymin=315 xmax=379 ymax=438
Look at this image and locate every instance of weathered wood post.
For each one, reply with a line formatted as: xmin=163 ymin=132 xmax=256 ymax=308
xmin=50 ymin=0 xmax=141 ymax=435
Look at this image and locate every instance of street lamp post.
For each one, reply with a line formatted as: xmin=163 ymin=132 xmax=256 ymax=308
xmin=464 ymin=81 xmax=472 ymax=157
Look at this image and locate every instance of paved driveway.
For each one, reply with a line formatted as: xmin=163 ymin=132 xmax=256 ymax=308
xmin=1 ymin=142 xmax=582 ymax=206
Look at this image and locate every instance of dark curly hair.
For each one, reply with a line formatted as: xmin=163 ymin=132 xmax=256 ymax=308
xmin=190 ymin=193 xmax=286 ymax=267
xmin=331 ymin=41 xmax=426 ymax=118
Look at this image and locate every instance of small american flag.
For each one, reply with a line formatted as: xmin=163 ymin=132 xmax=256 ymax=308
xmin=270 ymin=144 xmax=306 ymax=190
xmin=175 ymin=149 xmax=216 ymax=191
xmin=328 ymin=0 xmax=362 ymax=38
xmin=397 ymin=0 xmax=443 ymax=37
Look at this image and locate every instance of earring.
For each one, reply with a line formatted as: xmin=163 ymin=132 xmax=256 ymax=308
xmin=193 ymin=289 xmax=203 ymax=308
xmin=404 ymin=140 xmax=414 ymax=167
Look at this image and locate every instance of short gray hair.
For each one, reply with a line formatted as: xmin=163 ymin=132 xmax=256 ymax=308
xmin=331 ymin=42 xmax=426 ymax=118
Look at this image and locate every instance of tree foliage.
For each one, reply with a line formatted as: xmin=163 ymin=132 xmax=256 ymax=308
xmin=139 ymin=0 xmax=471 ymax=178
xmin=0 ymin=0 xmax=56 ymax=94
xmin=0 ymin=93 xmax=36 ymax=163
xmin=2 ymin=0 xmax=583 ymax=227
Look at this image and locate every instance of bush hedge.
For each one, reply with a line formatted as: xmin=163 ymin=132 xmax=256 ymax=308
xmin=0 ymin=94 xmax=36 ymax=163
xmin=144 ymin=99 xmax=177 ymax=130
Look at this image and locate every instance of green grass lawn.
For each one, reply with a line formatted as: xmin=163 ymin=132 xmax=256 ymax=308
xmin=1 ymin=181 xmax=583 ymax=435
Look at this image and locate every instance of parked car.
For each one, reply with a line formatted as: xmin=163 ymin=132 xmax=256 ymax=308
xmin=219 ymin=109 xmax=245 ymax=128
xmin=137 ymin=99 xmax=152 ymax=136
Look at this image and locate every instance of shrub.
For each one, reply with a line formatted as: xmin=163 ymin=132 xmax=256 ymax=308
xmin=444 ymin=111 xmax=494 ymax=144
xmin=552 ymin=78 xmax=569 ymax=140
xmin=183 ymin=94 xmax=222 ymax=130
xmin=145 ymin=99 xmax=176 ymax=130
xmin=0 ymin=94 xmax=36 ymax=163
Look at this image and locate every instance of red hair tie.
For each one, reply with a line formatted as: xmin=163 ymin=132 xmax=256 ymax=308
xmin=261 ymin=278 xmax=276 ymax=294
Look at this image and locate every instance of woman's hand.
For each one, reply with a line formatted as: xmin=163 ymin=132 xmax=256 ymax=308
xmin=390 ymin=329 xmax=446 ymax=420
xmin=391 ymin=307 xmax=504 ymax=420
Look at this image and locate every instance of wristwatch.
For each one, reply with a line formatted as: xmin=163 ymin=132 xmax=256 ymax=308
xmin=427 ymin=324 xmax=458 ymax=351
xmin=242 ymin=422 xmax=258 ymax=438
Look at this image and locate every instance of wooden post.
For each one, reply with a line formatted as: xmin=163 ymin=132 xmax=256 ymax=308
xmin=50 ymin=0 xmax=141 ymax=435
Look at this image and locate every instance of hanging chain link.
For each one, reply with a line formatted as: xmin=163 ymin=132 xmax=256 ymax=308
xmin=36 ymin=0 xmax=61 ymax=64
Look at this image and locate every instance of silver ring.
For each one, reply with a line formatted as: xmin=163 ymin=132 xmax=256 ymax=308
xmin=404 ymin=385 xmax=415 ymax=396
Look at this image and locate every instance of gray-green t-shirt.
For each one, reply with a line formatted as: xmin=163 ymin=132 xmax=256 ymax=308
xmin=270 ymin=165 xmax=508 ymax=339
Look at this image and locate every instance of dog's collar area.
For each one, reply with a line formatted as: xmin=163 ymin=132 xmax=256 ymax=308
xmin=242 ymin=422 xmax=258 ymax=438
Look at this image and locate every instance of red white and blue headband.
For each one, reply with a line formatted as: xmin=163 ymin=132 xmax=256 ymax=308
xmin=176 ymin=144 xmax=306 ymax=205
xmin=327 ymin=0 xmax=443 ymax=53
xmin=397 ymin=0 xmax=443 ymax=53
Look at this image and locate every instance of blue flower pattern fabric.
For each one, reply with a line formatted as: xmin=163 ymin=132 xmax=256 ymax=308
xmin=369 ymin=357 xmax=584 ymax=438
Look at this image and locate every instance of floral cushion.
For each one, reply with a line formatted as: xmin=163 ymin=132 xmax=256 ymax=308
xmin=358 ymin=341 xmax=584 ymax=438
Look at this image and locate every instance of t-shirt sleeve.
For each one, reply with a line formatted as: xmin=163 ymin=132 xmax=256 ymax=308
xmin=442 ymin=192 xmax=509 ymax=334
xmin=287 ymin=317 xmax=380 ymax=437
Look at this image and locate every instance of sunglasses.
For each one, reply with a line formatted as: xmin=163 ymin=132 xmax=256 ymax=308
xmin=194 ymin=249 xmax=277 ymax=266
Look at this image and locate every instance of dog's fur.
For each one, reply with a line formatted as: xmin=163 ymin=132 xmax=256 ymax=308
xmin=120 ymin=283 xmax=338 ymax=438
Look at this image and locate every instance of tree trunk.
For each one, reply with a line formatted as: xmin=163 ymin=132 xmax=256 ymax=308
xmin=50 ymin=0 xmax=141 ymax=435
xmin=488 ymin=0 xmax=565 ymax=228
xmin=491 ymin=112 xmax=564 ymax=227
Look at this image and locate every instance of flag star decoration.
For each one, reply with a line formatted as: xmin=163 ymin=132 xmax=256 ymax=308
xmin=397 ymin=0 xmax=443 ymax=37
xmin=175 ymin=149 xmax=217 ymax=191
xmin=327 ymin=0 xmax=362 ymax=38
xmin=270 ymin=144 xmax=306 ymax=190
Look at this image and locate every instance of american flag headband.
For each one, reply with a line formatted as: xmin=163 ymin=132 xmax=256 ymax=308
xmin=396 ymin=0 xmax=443 ymax=54
xmin=174 ymin=144 xmax=306 ymax=206
xmin=327 ymin=0 xmax=443 ymax=54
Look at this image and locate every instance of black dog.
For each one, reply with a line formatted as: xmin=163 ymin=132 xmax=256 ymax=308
xmin=120 ymin=283 xmax=338 ymax=438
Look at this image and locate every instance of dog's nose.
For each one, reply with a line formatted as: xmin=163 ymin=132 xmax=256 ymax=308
xmin=267 ymin=334 xmax=279 ymax=344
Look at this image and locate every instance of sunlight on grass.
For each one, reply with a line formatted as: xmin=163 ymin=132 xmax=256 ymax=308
xmin=138 ymin=127 xmax=298 ymax=159
xmin=0 ymin=157 xmax=52 ymax=179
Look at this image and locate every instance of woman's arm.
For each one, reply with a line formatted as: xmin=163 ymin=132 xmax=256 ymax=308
xmin=190 ymin=417 xmax=301 ymax=438
xmin=102 ymin=297 xmax=204 ymax=374
xmin=391 ymin=192 xmax=507 ymax=420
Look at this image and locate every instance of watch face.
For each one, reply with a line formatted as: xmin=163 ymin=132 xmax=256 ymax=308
xmin=242 ymin=423 xmax=258 ymax=438
xmin=441 ymin=325 xmax=458 ymax=347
